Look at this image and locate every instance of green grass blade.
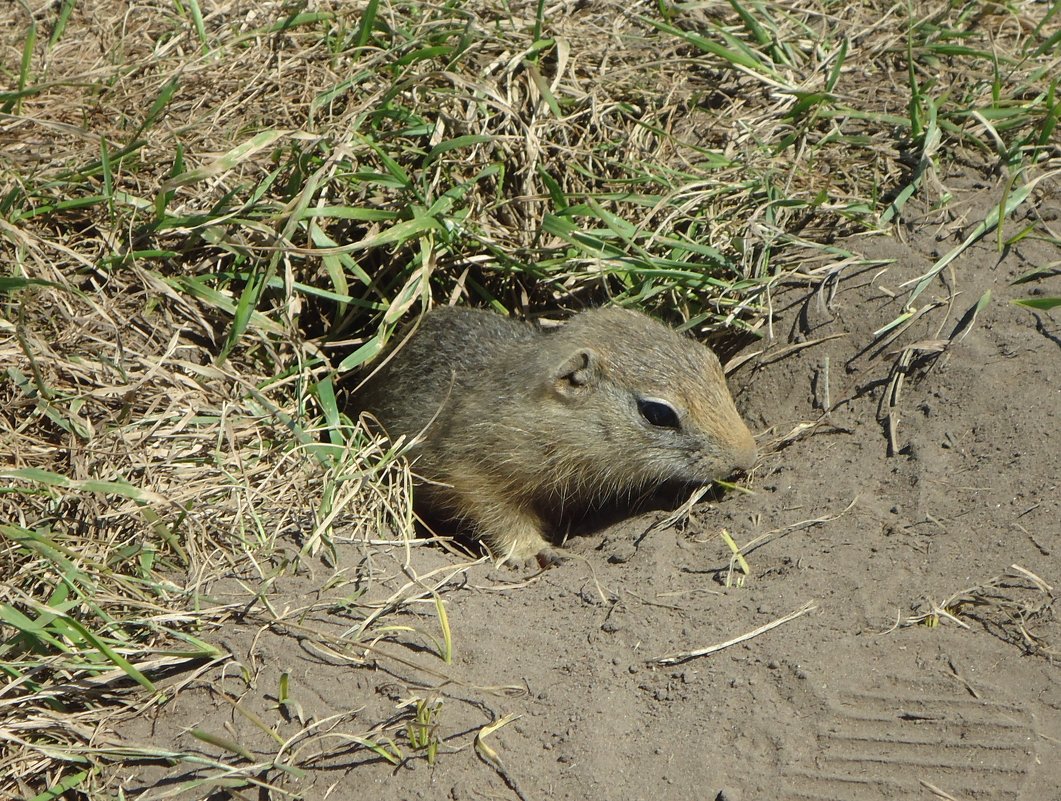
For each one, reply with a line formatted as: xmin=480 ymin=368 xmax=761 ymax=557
xmin=135 ymin=76 xmax=180 ymax=139
xmin=903 ymin=177 xmax=1037 ymax=308
xmin=1011 ymin=297 xmax=1061 ymax=310
xmin=190 ymin=729 xmax=255 ymax=761
xmin=183 ymin=0 xmax=209 ymax=53
xmin=354 ymin=0 xmax=379 ymax=48
xmin=23 ymin=599 xmax=158 ymax=693
xmin=157 ymin=129 xmax=291 ymax=198
xmin=424 ymin=135 xmax=494 ymax=166
xmin=825 ymin=37 xmax=848 ymax=94
xmin=100 ymin=136 xmax=113 ymax=214
xmin=26 ymin=770 xmax=88 ymax=801
xmin=49 ymin=0 xmax=77 ymax=47
xmin=4 ymin=22 xmax=37 ymax=114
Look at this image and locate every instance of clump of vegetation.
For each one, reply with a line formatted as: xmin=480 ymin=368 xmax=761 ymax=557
xmin=1 ymin=0 xmax=1057 ymax=796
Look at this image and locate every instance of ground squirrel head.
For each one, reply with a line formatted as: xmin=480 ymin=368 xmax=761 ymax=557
xmin=532 ymin=307 xmax=757 ymax=498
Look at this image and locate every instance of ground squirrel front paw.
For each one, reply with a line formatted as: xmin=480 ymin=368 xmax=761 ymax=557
xmin=497 ymin=546 xmax=565 ymax=571
xmin=480 ymin=505 xmax=561 ymax=568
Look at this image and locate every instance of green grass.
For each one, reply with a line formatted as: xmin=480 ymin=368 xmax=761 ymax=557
xmin=1 ymin=0 xmax=1058 ymax=796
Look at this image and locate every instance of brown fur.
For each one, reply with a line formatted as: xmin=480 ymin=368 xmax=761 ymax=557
xmin=354 ymin=306 xmax=757 ymax=565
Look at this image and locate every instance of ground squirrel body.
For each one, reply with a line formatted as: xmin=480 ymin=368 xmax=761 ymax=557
xmin=356 ymin=306 xmax=757 ymax=565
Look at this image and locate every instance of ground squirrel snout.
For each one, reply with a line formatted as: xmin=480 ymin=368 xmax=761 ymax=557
xmin=355 ymin=306 xmax=757 ymax=565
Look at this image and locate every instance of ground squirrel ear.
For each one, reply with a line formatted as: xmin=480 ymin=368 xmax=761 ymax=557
xmin=552 ymin=348 xmax=600 ymax=395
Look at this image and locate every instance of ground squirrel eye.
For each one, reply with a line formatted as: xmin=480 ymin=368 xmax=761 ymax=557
xmin=637 ymin=398 xmax=681 ymax=429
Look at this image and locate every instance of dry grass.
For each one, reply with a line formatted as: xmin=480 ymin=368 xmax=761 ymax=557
xmin=2 ymin=0 xmax=1059 ymax=797
xmin=0 ymin=269 xmax=411 ymax=793
xmin=898 ymin=565 xmax=1057 ymax=659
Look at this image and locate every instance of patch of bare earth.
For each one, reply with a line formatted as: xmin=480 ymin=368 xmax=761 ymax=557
xmin=111 ymin=176 xmax=1060 ymax=801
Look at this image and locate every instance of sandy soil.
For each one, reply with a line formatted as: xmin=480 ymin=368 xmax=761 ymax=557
xmin=115 ymin=181 xmax=1059 ymax=800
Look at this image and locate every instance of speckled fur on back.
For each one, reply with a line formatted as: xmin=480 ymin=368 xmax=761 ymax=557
xmin=355 ymin=306 xmax=757 ymax=566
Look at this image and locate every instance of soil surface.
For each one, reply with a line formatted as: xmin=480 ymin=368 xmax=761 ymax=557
xmin=116 ymin=181 xmax=1059 ymax=800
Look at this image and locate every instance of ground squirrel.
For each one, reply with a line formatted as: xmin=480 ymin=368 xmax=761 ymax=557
xmin=355 ymin=306 xmax=757 ymax=566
